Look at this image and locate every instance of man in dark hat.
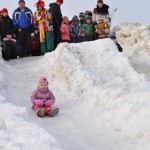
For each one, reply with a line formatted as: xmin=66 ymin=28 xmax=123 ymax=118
xmin=49 ymin=0 xmax=63 ymax=49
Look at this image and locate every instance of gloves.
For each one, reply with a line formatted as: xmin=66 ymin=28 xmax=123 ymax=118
xmin=45 ymin=100 xmax=54 ymax=107
xmin=34 ymin=99 xmax=44 ymax=106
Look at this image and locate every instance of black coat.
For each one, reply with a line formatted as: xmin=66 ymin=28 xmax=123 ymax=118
xmin=93 ymin=4 xmax=109 ymax=15
xmin=77 ymin=36 xmax=89 ymax=43
xmin=49 ymin=3 xmax=62 ymax=29
xmin=0 ymin=16 xmax=15 ymax=39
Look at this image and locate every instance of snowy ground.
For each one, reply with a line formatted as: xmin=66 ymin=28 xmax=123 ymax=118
xmin=1 ymin=24 xmax=150 ymax=149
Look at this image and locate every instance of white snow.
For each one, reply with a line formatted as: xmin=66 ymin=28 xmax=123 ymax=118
xmin=1 ymin=24 xmax=150 ymax=149
xmin=116 ymin=23 xmax=150 ymax=61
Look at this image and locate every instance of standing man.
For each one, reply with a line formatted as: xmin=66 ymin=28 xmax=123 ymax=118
xmin=12 ymin=0 xmax=33 ymax=57
xmin=49 ymin=0 xmax=63 ymax=49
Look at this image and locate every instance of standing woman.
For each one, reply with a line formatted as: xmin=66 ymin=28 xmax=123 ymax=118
xmin=34 ymin=0 xmax=54 ymax=54
xmin=92 ymin=0 xmax=110 ymax=25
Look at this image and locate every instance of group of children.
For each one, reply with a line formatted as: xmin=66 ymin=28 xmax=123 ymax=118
xmin=60 ymin=12 xmax=110 ymax=43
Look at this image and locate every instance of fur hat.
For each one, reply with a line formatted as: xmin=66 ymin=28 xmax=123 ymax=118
xmin=97 ymin=0 xmax=103 ymax=3
xmin=19 ymin=0 xmax=25 ymax=3
xmin=1 ymin=8 xmax=8 ymax=14
xmin=56 ymin=0 xmax=63 ymax=4
xmin=38 ymin=77 xmax=49 ymax=86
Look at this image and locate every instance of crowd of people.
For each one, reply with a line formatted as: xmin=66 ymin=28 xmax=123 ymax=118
xmin=0 ymin=0 xmax=121 ymax=61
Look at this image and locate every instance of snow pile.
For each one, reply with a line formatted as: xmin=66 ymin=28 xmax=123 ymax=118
xmin=0 ymin=54 xmax=60 ymax=150
xmin=116 ymin=23 xmax=150 ymax=60
xmin=0 ymin=47 xmax=6 ymax=89
xmin=43 ymin=39 xmax=150 ymax=148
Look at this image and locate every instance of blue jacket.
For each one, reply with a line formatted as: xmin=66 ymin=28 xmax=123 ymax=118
xmin=12 ymin=7 xmax=33 ymax=29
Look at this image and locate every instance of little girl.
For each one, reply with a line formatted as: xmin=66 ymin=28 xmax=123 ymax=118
xmin=31 ymin=77 xmax=59 ymax=117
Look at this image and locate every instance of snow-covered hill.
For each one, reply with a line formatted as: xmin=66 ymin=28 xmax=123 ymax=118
xmin=116 ymin=23 xmax=150 ymax=61
xmin=1 ymin=26 xmax=150 ymax=149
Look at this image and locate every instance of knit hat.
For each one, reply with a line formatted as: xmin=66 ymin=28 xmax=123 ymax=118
xmin=97 ymin=0 xmax=103 ymax=3
xmin=56 ymin=0 xmax=63 ymax=4
xmin=38 ymin=77 xmax=49 ymax=86
xmin=34 ymin=0 xmax=45 ymax=7
xmin=72 ymin=15 xmax=79 ymax=21
xmin=1 ymin=8 xmax=8 ymax=14
xmin=19 ymin=0 xmax=25 ymax=3
xmin=79 ymin=12 xmax=85 ymax=18
xmin=110 ymin=34 xmax=116 ymax=40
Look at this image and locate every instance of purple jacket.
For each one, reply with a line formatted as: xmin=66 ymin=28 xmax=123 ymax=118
xmin=31 ymin=88 xmax=55 ymax=107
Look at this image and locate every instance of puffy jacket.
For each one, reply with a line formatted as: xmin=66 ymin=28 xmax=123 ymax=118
xmin=12 ymin=7 xmax=33 ymax=29
xmin=31 ymin=88 xmax=55 ymax=107
xmin=49 ymin=3 xmax=62 ymax=29
xmin=0 ymin=16 xmax=15 ymax=39
xmin=60 ymin=17 xmax=71 ymax=41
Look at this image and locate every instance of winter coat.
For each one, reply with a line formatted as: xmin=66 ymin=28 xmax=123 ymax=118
xmin=31 ymin=88 xmax=55 ymax=107
xmin=95 ymin=21 xmax=110 ymax=38
xmin=82 ymin=24 xmax=94 ymax=38
xmin=77 ymin=36 xmax=89 ymax=43
xmin=92 ymin=4 xmax=109 ymax=24
xmin=49 ymin=3 xmax=62 ymax=30
xmin=34 ymin=8 xmax=53 ymax=32
xmin=70 ymin=23 xmax=81 ymax=40
xmin=60 ymin=20 xmax=71 ymax=41
xmin=12 ymin=7 xmax=33 ymax=29
xmin=0 ymin=16 xmax=15 ymax=39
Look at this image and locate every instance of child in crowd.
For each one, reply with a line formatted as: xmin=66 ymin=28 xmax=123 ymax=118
xmin=82 ymin=15 xmax=94 ymax=41
xmin=110 ymin=34 xmax=122 ymax=52
xmin=79 ymin=12 xmax=85 ymax=28
xmin=77 ymin=29 xmax=89 ymax=43
xmin=70 ymin=15 xmax=81 ymax=43
xmin=31 ymin=77 xmax=59 ymax=117
xmin=31 ymin=33 xmax=40 ymax=56
xmin=95 ymin=16 xmax=110 ymax=39
xmin=60 ymin=16 xmax=71 ymax=42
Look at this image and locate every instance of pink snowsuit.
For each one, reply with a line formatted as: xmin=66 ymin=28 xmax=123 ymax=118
xmin=60 ymin=16 xmax=71 ymax=41
xmin=30 ymin=77 xmax=55 ymax=116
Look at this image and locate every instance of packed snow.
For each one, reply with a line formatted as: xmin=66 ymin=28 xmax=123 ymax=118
xmin=115 ymin=23 xmax=150 ymax=61
xmin=1 ymin=23 xmax=150 ymax=150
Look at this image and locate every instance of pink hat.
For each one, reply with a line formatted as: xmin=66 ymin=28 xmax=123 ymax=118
xmin=38 ymin=77 xmax=49 ymax=86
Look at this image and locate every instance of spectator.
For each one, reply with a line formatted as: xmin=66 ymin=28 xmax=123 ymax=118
xmin=79 ymin=12 xmax=85 ymax=28
xmin=34 ymin=0 xmax=54 ymax=55
xmin=12 ymin=0 xmax=33 ymax=57
xmin=70 ymin=15 xmax=81 ymax=43
xmin=82 ymin=15 xmax=94 ymax=41
xmin=49 ymin=0 xmax=63 ymax=49
xmin=95 ymin=16 xmax=110 ymax=39
xmin=92 ymin=0 xmax=110 ymax=25
xmin=0 ymin=8 xmax=21 ymax=61
xmin=77 ymin=29 xmax=89 ymax=43
xmin=60 ymin=16 xmax=71 ymax=42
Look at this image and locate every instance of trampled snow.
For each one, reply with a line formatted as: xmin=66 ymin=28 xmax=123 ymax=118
xmin=0 ymin=29 xmax=150 ymax=150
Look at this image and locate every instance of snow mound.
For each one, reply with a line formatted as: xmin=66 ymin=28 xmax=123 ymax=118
xmin=116 ymin=23 xmax=150 ymax=60
xmin=0 ymin=51 xmax=60 ymax=150
xmin=43 ymin=39 xmax=150 ymax=148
